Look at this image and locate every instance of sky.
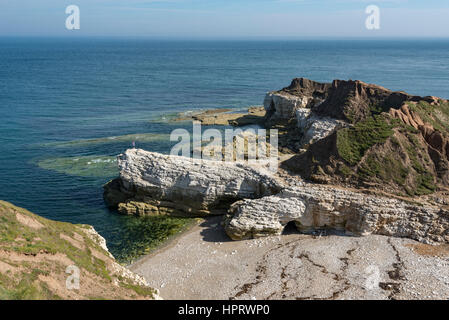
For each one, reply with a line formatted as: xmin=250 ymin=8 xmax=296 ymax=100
xmin=1 ymin=0 xmax=449 ymax=38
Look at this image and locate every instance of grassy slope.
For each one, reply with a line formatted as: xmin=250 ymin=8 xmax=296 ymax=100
xmin=0 ymin=201 xmax=157 ymax=300
xmin=288 ymin=100 xmax=449 ymax=197
xmin=334 ymin=103 xmax=445 ymax=196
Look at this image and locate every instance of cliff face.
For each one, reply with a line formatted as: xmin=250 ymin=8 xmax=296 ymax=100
xmin=264 ymin=77 xmax=419 ymax=124
xmin=224 ymin=183 xmax=449 ymax=244
xmin=0 ymin=201 xmax=160 ymax=300
xmin=104 ymin=149 xmax=449 ymax=244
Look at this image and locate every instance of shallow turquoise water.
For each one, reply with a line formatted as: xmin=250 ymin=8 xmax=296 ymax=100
xmin=1 ymin=38 xmax=449 ymax=259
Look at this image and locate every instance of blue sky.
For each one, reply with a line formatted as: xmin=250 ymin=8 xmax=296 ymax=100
xmin=1 ymin=0 xmax=449 ymax=38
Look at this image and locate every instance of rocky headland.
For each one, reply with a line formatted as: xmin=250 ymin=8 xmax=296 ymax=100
xmin=105 ymin=78 xmax=449 ymax=246
xmin=100 ymin=77 xmax=449 ymax=300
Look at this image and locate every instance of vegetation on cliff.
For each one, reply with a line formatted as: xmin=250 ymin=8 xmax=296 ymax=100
xmin=336 ymin=115 xmax=396 ymax=166
xmin=0 ymin=200 xmax=158 ymax=300
xmin=281 ymin=79 xmax=449 ymax=198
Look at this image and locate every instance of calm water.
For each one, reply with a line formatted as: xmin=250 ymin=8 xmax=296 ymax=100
xmin=1 ymin=38 xmax=449 ymax=258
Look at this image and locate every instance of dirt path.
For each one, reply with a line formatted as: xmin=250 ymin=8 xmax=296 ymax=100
xmin=129 ymin=216 xmax=449 ymax=300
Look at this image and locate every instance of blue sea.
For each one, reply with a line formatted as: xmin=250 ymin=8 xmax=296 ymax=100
xmin=1 ymin=38 xmax=449 ymax=259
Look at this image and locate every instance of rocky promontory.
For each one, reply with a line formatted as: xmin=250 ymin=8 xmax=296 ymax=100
xmin=105 ymin=78 xmax=449 ymax=246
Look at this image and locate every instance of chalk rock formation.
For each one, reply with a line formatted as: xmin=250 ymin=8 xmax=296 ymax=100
xmin=264 ymin=78 xmax=330 ymax=123
xmin=270 ymin=78 xmax=449 ymax=196
xmin=104 ymin=78 xmax=449 ymax=246
xmin=104 ymin=149 xmax=282 ymax=216
xmin=224 ymin=184 xmax=449 ymax=244
xmin=295 ymin=108 xmax=343 ymax=145
xmin=263 ymin=77 xmax=424 ymax=125
xmin=264 ymin=92 xmax=309 ymax=121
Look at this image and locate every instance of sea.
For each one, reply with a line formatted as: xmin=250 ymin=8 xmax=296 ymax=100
xmin=1 ymin=38 xmax=449 ymax=261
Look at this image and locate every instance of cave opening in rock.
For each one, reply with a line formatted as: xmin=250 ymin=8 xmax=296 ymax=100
xmin=282 ymin=221 xmax=300 ymax=235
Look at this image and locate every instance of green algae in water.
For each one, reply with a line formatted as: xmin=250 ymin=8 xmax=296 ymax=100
xmin=112 ymin=215 xmax=197 ymax=264
xmin=41 ymin=133 xmax=170 ymax=149
xmin=37 ymin=155 xmax=118 ymax=178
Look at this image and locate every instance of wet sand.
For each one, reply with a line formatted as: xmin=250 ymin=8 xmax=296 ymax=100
xmin=129 ymin=216 xmax=449 ymax=300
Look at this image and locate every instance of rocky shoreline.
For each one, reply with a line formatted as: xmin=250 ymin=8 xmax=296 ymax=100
xmin=105 ymin=78 xmax=449 ymax=247
xmin=102 ymin=77 xmax=449 ymax=300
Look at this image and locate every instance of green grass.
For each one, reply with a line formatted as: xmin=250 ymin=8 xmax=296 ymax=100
xmin=337 ymin=115 xmax=395 ymax=166
xmin=408 ymin=101 xmax=449 ymax=135
xmin=354 ymin=125 xmax=436 ymax=196
xmin=404 ymin=132 xmax=436 ymax=195
xmin=0 ymin=263 xmax=61 ymax=300
xmin=0 ymin=201 xmax=113 ymax=280
xmin=357 ymin=153 xmax=408 ymax=186
xmin=338 ymin=164 xmax=353 ymax=177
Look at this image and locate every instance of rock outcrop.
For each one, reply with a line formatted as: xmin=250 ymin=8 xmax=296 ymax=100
xmin=264 ymin=78 xmax=330 ymax=123
xmin=105 ymin=148 xmax=449 ymax=246
xmin=295 ymin=109 xmax=344 ymax=146
xmin=271 ymin=78 xmax=449 ymax=196
xmin=263 ymin=78 xmax=418 ymax=125
xmin=174 ymin=107 xmax=266 ymax=126
xmin=104 ymin=149 xmax=282 ymax=216
xmin=224 ymin=183 xmax=449 ymax=244
xmin=104 ymin=77 xmax=449 ymax=247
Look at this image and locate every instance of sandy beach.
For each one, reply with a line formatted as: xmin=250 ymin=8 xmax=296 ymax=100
xmin=129 ymin=216 xmax=449 ymax=300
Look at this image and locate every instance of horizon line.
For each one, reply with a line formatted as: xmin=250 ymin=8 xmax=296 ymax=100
xmin=2 ymin=35 xmax=449 ymax=41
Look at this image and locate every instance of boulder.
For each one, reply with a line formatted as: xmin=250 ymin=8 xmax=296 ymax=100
xmin=295 ymin=108 xmax=343 ymax=145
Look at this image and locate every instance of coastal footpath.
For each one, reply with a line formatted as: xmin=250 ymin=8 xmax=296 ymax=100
xmin=0 ymin=201 xmax=160 ymax=300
